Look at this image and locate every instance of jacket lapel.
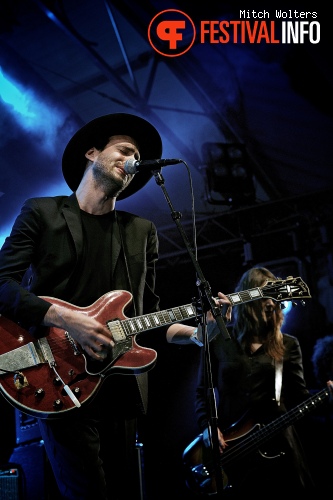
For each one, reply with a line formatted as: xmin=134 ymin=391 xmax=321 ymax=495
xmin=111 ymin=211 xmax=122 ymax=278
xmin=62 ymin=193 xmax=84 ymax=262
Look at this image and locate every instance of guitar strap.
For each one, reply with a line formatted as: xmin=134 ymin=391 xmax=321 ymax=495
xmin=275 ymin=359 xmax=283 ymax=406
xmin=115 ymin=211 xmax=148 ymax=415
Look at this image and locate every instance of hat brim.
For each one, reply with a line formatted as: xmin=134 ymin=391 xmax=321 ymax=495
xmin=62 ymin=113 xmax=163 ymax=200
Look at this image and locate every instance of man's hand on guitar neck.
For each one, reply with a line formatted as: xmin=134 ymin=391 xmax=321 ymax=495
xmin=43 ymin=304 xmax=114 ymax=361
xmin=215 ymin=292 xmax=233 ymax=322
xmin=166 ymin=292 xmax=232 ymax=345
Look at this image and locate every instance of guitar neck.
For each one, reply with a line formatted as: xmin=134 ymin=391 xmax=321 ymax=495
xmin=221 ymin=387 xmax=330 ymax=467
xmin=107 ymin=277 xmax=310 ymax=339
xmin=108 ymin=303 xmax=198 ymax=339
xmin=256 ymin=387 xmax=330 ymax=441
xmin=226 ymin=287 xmax=264 ymax=306
xmin=107 ymin=286 xmax=265 ymax=338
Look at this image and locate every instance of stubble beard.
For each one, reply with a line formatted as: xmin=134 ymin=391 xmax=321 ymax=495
xmin=92 ymin=161 xmax=128 ymax=198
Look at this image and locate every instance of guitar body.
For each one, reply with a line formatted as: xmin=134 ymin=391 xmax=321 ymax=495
xmin=0 ymin=291 xmax=157 ymax=419
xmin=183 ymin=417 xmax=282 ymax=496
xmin=0 ymin=313 xmax=103 ymax=418
xmin=43 ymin=291 xmax=158 ymax=377
xmin=183 ymin=386 xmax=330 ymax=495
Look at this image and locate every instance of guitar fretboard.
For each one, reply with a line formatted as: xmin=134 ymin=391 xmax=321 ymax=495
xmin=106 ymin=288 xmax=266 ymax=338
xmin=227 ymin=288 xmax=263 ymax=305
xmin=107 ymin=304 xmax=197 ymax=339
xmin=106 ymin=277 xmax=310 ymax=340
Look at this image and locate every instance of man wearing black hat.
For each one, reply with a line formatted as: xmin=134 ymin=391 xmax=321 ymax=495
xmin=0 ymin=113 xmax=230 ymax=499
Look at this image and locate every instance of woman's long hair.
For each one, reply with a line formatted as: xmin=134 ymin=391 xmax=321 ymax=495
xmin=233 ymin=267 xmax=285 ymax=361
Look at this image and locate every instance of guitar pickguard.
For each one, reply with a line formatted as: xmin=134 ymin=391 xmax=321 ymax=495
xmin=85 ymin=337 xmax=134 ymax=375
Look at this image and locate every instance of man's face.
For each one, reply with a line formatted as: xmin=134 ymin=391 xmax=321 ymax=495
xmin=87 ymin=134 xmax=140 ymax=195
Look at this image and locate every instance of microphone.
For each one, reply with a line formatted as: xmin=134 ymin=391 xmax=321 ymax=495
xmin=124 ymin=158 xmax=182 ymax=174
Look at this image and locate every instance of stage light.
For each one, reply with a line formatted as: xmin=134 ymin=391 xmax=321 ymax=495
xmin=202 ymin=142 xmax=256 ymax=207
xmin=281 ymin=300 xmax=292 ymax=316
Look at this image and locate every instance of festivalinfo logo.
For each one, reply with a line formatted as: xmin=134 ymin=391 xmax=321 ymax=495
xmin=148 ymin=9 xmax=320 ymax=57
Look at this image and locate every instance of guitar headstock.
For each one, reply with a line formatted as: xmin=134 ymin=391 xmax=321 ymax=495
xmin=261 ymin=276 xmax=311 ymax=303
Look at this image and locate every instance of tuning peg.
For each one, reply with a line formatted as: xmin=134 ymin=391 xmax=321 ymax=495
xmin=292 ymin=301 xmax=297 ymax=307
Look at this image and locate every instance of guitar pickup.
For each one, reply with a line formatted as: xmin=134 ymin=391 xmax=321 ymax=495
xmin=107 ymin=320 xmax=127 ymax=342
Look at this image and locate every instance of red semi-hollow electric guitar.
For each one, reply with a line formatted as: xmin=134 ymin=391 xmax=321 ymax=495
xmin=0 ymin=277 xmax=310 ymax=419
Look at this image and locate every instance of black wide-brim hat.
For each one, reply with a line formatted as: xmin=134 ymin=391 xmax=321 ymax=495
xmin=62 ymin=113 xmax=163 ymax=200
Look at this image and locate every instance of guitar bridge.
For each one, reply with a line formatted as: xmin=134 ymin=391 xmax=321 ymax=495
xmin=0 ymin=339 xmax=52 ymax=372
xmin=38 ymin=337 xmax=55 ymax=367
xmin=65 ymin=331 xmax=81 ymax=355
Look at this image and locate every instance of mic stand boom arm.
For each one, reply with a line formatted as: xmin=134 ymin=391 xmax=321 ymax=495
xmin=152 ymin=169 xmax=230 ymax=340
xmin=152 ymin=168 xmax=229 ymax=498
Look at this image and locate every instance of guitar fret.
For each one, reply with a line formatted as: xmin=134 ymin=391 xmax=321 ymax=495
xmin=166 ymin=310 xmax=176 ymax=322
xmin=240 ymin=289 xmax=262 ymax=302
xmin=157 ymin=312 xmax=167 ymax=324
xmin=228 ymin=293 xmax=242 ymax=305
xmin=171 ymin=308 xmax=182 ymax=321
xmin=228 ymin=288 xmax=262 ymax=305
xmin=132 ymin=319 xmax=142 ymax=331
xmin=142 ymin=316 xmax=151 ymax=328
xmin=151 ymin=313 xmax=161 ymax=326
xmin=186 ymin=305 xmax=195 ymax=317
xmin=169 ymin=307 xmax=181 ymax=321
xmin=126 ymin=320 xmax=137 ymax=333
xmin=181 ymin=305 xmax=196 ymax=319
xmin=140 ymin=313 xmax=159 ymax=329
xmin=157 ymin=311 xmax=167 ymax=323
xmin=136 ymin=319 xmax=144 ymax=330
xmin=248 ymin=289 xmax=262 ymax=299
xmin=142 ymin=316 xmax=152 ymax=329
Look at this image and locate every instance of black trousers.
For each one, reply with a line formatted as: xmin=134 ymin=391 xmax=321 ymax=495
xmin=39 ymin=414 xmax=141 ymax=500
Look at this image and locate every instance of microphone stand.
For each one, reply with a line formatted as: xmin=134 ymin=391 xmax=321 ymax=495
xmin=151 ymin=169 xmax=230 ymax=498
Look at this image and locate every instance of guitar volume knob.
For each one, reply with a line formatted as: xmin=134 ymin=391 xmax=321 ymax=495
xmin=73 ymin=387 xmax=81 ymax=397
xmin=35 ymin=388 xmax=45 ymax=398
xmin=53 ymin=399 xmax=64 ymax=410
xmin=53 ymin=377 xmax=62 ymax=386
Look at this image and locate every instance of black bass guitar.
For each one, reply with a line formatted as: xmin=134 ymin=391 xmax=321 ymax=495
xmin=183 ymin=388 xmax=330 ymax=495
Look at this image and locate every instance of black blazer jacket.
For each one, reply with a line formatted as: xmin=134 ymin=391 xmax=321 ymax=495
xmin=0 ymin=193 xmax=161 ymax=328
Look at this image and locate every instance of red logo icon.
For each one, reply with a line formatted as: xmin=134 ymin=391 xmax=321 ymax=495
xmin=148 ymin=9 xmax=196 ymax=57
